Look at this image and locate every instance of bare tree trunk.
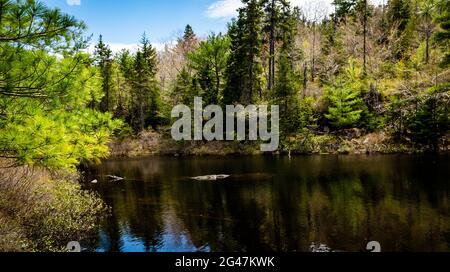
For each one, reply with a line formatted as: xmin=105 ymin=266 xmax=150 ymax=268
xmin=426 ymin=31 xmax=430 ymax=64
xmin=106 ymin=73 xmax=110 ymax=112
xmin=303 ymin=62 xmax=308 ymax=98
xmin=363 ymin=4 xmax=367 ymax=70
xmin=140 ymin=97 xmax=145 ymax=131
xmin=268 ymin=0 xmax=276 ymax=92
xmin=333 ymin=5 xmax=337 ymax=32
xmin=311 ymin=22 xmax=316 ymax=82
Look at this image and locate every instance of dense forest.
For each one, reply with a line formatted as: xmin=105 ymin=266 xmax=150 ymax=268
xmin=0 ymin=0 xmax=449 ymax=252
xmin=92 ymin=0 xmax=449 ymax=156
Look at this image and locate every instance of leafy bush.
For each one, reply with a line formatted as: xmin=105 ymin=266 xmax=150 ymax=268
xmin=407 ymin=85 xmax=450 ymax=151
xmin=0 ymin=166 xmax=108 ymax=252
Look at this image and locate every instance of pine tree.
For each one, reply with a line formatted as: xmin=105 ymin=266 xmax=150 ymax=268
xmin=188 ymin=33 xmax=230 ymax=105
xmin=115 ymin=49 xmax=134 ymax=120
xmin=332 ymin=0 xmax=359 ymax=22
xmin=261 ymin=0 xmax=290 ymax=91
xmin=130 ymin=34 xmax=161 ymax=131
xmin=172 ymin=67 xmax=201 ymax=106
xmin=361 ymin=0 xmax=369 ymax=73
xmin=223 ymin=20 xmax=243 ymax=105
xmin=408 ymin=87 xmax=450 ymax=151
xmin=224 ymin=0 xmax=264 ymax=105
xmin=94 ymin=35 xmax=114 ymax=112
xmin=325 ymin=60 xmax=367 ymax=129
xmin=0 ymin=0 xmax=120 ymax=170
xmin=386 ymin=0 xmax=413 ymax=59
xmin=177 ymin=24 xmax=199 ymax=60
xmin=273 ymin=4 xmax=301 ymax=134
xmin=434 ymin=0 xmax=450 ymax=67
xmin=325 ymin=85 xmax=365 ymax=129
xmin=403 ymin=0 xmax=450 ymax=151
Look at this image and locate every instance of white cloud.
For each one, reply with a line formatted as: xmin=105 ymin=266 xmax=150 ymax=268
xmin=206 ymin=0 xmax=387 ymax=19
xmin=152 ymin=40 xmax=178 ymax=52
xmin=86 ymin=43 xmax=138 ymax=54
xmin=66 ymin=0 xmax=81 ymax=6
xmin=108 ymin=43 xmax=140 ymax=54
xmin=86 ymin=41 xmax=177 ymax=55
xmin=206 ymin=0 xmax=243 ymax=18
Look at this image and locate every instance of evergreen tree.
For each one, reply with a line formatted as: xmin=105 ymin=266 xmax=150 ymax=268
xmin=387 ymin=0 xmax=412 ymax=31
xmin=188 ymin=33 xmax=230 ymax=105
xmin=224 ymin=0 xmax=264 ymax=105
xmin=273 ymin=4 xmax=301 ymax=134
xmin=172 ymin=67 xmax=201 ymax=106
xmin=261 ymin=0 xmax=290 ymax=91
xmin=434 ymin=0 xmax=450 ymax=67
xmin=408 ymin=87 xmax=450 ymax=151
xmin=0 ymin=0 xmax=120 ymax=170
xmin=360 ymin=0 xmax=369 ymax=73
xmin=177 ymin=24 xmax=199 ymax=59
xmin=325 ymin=60 xmax=367 ymax=129
xmin=332 ymin=0 xmax=359 ymax=22
xmin=403 ymin=0 xmax=450 ymax=151
xmin=115 ymin=49 xmax=134 ymax=120
xmin=386 ymin=0 xmax=413 ymax=59
xmin=94 ymin=35 xmax=114 ymax=112
xmin=130 ymin=34 xmax=161 ymax=131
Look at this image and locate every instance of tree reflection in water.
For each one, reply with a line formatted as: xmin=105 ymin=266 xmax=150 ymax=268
xmin=85 ymin=155 xmax=450 ymax=252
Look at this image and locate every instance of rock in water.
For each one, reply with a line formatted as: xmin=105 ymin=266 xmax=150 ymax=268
xmin=91 ymin=179 xmax=98 ymax=184
xmin=191 ymin=175 xmax=230 ymax=181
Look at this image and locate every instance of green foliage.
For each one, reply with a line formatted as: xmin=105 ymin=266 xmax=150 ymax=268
xmin=2 ymin=0 xmax=449 ymax=167
xmin=387 ymin=0 xmax=412 ymax=32
xmin=129 ymin=34 xmax=162 ymax=131
xmin=332 ymin=0 xmax=359 ymax=21
xmin=407 ymin=85 xmax=450 ymax=151
xmin=0 ymin=0 xmax=87 ymax=50
xmin=0 ymin=0 xmax=121 ymax=170
xmin=224 ymin=0 xmax=264 ymax=105
xmin=177 ymin=24 xmax=198 ymax=56
xmin=325 ymin=60 xmax=367 ymax=129
xmin=434 ymin=0 xmax=450 ymax=67
xmin=0 ymin=169 xmax=108 ymax=252
xmin=298 ymin=97 xmax=317 ymax=129
xmin=0 ymin=106 xmax=121 ymax=170
xmin=386 ymin=0 xmax=413 ymax=59
xmin=325 ymin=84 xmax=364 ymax=129
xmin=188 ymin=33 xmax=231 ymax=105
xmin=172 ymin=67 xmax=201 ymax=106
xmin=28 ymin=179 xmax=108 ymax=252
xmin=274 ymin=49 xmax=300 ymax=134
xmin=183 ymin=25 xmax=195 ymax=42
xmin=94 ymin=35 xmax=114 ymax=112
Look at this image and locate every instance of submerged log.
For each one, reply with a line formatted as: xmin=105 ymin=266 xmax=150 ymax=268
xmin=191 ymin=175 xmax=230 ymax=181
xmin=107 ymin=175 xmax=125 ymax=182
xmin=310 ymin=243 xmax=331 ymax=253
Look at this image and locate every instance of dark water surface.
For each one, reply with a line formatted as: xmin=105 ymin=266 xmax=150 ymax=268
xmin=85 ymin=155 xmax=450 ymax=252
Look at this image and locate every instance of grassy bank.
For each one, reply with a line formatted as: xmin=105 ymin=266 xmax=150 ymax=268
xmin=0 ymin=163 xmax=108 ymax=252
xmin=109 ymin=129 xmax=450 ymax=157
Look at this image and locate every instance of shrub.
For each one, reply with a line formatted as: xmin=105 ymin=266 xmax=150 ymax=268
xmin=0 ymin=166 xmax=108 ymax=252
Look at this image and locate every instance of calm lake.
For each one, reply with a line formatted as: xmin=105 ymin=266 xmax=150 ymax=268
xmin=85 ymin=155 xmax=450 ymax=252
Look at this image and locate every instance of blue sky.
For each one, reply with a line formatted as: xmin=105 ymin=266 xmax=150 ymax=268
xmin=41 ymin=0 xmax=386 ymax=52
xmin=42 ymin=0 xmax=234 ymax=51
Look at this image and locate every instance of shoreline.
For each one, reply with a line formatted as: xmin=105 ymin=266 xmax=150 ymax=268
xmin=108 ymin=130 xmax=450 ymax=159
